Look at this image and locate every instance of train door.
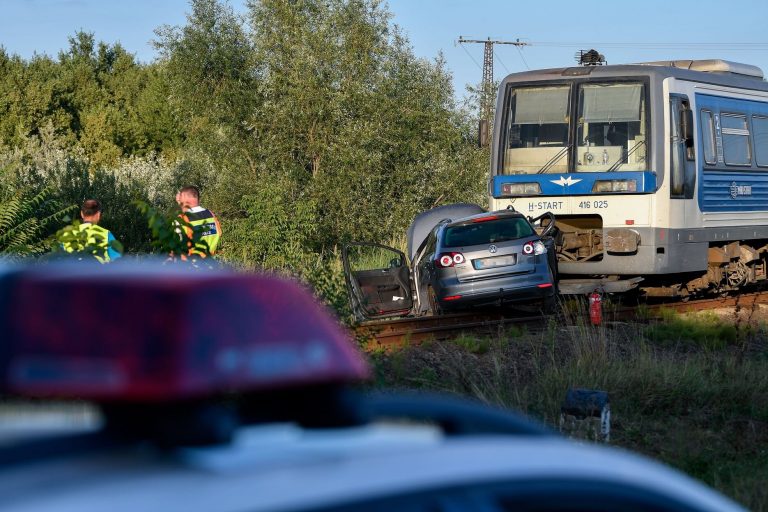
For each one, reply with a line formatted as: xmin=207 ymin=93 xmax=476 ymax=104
xmin=669 ymin=95 xmax=697 ymax=223
xmin=342 ymin=243 xmax=413 ymax=322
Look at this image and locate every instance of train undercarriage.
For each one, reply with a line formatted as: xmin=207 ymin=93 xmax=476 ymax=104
xmin=642 ymin=242 xmax=768 ymax=299
xmin=551 ymin=216 xmax=768 ymax=298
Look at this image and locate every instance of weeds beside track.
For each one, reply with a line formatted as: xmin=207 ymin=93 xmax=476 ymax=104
xmin=365 ymin=292 xmax=768 ymax=510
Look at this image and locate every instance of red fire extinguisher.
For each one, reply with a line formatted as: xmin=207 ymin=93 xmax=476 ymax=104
xmin=588 ymin=289 xmax=602 ymax=326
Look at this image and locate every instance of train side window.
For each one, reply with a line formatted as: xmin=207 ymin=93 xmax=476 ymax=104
xmin=700 ymin=110 xmax=717 ymax=165
xmin=752 ymin=115 xmax=768 ymax=167
xmin=721 ymin=113 xmax=752 ymax=166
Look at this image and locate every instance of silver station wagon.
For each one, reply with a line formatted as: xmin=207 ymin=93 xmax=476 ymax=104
xmin=343 ymin=204 xmax=557 ymax=321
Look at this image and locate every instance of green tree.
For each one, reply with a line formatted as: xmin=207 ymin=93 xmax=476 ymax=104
xmin=155 ymin=0 xmax=257 ymax=171
xmin=243 ymin=0 xmax=487 ymax=246
xmin=152 ymin=0 xmax=487 ymax=270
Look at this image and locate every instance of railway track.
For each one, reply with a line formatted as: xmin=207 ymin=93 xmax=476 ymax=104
xmin=355 ymin=311 xmax=545 ymax=351
xmin=353 ymin=290 xmax=768 ymax=350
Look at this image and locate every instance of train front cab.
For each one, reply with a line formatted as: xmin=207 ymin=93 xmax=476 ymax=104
xmin=489 ymin=60 xmax=768 ymax=297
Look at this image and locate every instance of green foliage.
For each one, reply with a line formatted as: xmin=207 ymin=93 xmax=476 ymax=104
xmin=0 ymin=32 xmax=182 ymax=164
xmin=154 ymin=0 xmax=257 ymax=171
xmin=644 ymin=310 xmax=742 ymax=349
xmin=0 ymin=188 xmax=75 ymax=257
xmin=224 ymin=175 xmax=319 ymax=268
xmin=452 ymin=334 xmax=491 ymax=355
xmin=15 ymin=151 xmax=157 ymax=254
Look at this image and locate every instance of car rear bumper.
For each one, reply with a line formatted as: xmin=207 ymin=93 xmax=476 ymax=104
xmin=435 ymin=270 xmax=555 ymax=309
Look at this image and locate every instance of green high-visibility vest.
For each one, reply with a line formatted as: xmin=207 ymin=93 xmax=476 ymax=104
xmin=62 ymin=223 xmax=120 ymax=263
xmin=183 ymin=208 xmax=221 ymax=255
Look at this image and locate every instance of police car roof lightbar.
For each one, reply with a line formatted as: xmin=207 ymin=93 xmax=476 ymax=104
xmin=0 ymin=262 xmax=370 ymax=402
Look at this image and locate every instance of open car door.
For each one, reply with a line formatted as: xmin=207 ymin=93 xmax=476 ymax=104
xmin=342 ymin=243 xmax=413 ymax=322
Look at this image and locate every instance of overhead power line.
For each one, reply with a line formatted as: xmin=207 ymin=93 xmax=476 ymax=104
xmin=457 ymin=37 xmax=530 ymax=123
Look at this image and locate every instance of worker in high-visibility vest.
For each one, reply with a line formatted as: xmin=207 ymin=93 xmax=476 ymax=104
xmin=62 ymin=199 xmax=122 ymax=263
xmin=175 ymin=186 xmax=222 ymax=257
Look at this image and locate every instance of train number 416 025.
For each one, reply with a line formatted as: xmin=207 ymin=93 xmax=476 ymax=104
xmin=578 ymin=200 xmax=609 ymax=209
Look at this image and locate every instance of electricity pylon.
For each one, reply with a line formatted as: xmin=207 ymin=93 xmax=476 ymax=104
xmin=458 ymin=37 xmax=530 ymax=125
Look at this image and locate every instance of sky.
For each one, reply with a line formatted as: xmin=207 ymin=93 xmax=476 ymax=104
xmin=1 ymin=0 xmax=768 ymax=99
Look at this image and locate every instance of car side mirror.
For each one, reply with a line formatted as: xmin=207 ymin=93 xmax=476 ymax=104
xmin=389 ymin=257 xmax=402 ymax=269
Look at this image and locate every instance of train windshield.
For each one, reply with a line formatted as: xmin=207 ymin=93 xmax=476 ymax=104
xmin=576 ymin=82 xmax=647 ymax=172
xmin=501 ymin=85 xmax=570 ymax=175
xmin=500 ymin=81 xmax=647 ymax=174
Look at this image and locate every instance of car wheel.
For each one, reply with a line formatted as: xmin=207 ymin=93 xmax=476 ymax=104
xmin=427 ymin=286 xmax=443 ymax=316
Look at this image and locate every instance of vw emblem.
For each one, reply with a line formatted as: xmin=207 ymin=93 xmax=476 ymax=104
xmin=488 ymin=245 xmax=498 ymax=254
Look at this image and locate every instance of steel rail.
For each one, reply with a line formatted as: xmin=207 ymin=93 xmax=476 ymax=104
xmin=353 ymin=290 xmax=768 ymax=350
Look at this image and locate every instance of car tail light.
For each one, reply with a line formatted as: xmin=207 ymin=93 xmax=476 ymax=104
xmin=523 ymin=241 xmax=547 ymax=255
xmin=1 ymin=262 xmax=370 ymax=401
xmin=436 ymin=252 xmax=466 ymax=268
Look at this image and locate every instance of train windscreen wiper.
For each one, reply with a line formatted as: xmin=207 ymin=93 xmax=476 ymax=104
xmin=537 ymin=145 xmax=571 ymax=174
xmin=607 ymin=140 xmax=646 ymax=172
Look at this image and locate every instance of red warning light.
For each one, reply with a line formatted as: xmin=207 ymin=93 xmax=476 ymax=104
xmin=2 ymin=263 xmax=370 ymax=401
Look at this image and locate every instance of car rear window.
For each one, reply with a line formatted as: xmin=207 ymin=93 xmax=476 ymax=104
xmin=443 ymin=217 xmax=534 ymax=247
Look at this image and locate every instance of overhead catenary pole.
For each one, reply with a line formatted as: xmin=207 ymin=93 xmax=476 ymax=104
xmin=458 ymin=37 xmax=530 ymax=125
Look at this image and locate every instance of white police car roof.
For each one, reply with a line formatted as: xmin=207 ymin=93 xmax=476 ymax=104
xmin=0 ymin=422 xmax=745 ymax=512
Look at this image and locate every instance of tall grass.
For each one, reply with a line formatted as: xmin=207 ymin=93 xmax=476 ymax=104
xmin=371 ymin=306 xmax=768 ymax=510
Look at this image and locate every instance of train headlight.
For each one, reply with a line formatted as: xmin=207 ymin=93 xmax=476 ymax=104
xmin=591 ymin=179 xmax=637 ymax=193
xmin=501 ymin=182 xmax=542 ymax=196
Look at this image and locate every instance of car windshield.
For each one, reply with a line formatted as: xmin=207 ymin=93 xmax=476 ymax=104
xmin=443 ymin=217 xmax=534 ymax=247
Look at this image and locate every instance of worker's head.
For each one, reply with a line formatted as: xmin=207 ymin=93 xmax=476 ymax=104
xmin=176 ymin=186 xmax=200 ymax=210
xmin=81 ymin=199 xmax=102 ymax=224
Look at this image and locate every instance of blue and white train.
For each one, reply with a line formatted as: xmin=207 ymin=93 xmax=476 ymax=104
xmin=489 ymin=59 xmax=768 ymax=296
